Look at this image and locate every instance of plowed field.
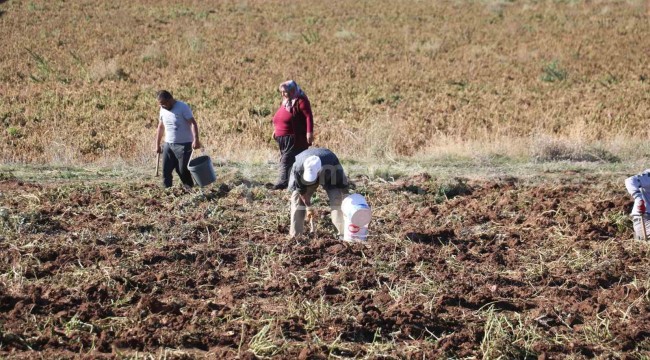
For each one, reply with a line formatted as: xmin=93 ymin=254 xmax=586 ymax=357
xmin=1 ymin=172 xmax=648 ymax=359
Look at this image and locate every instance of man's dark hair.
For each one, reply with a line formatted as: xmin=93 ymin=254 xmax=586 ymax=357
xmin=156 ymin=90 xmax=173 ymax=101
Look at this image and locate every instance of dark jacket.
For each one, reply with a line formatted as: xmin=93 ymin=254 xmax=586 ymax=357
xmin=288 ymin=148 xmax=347 ymax=192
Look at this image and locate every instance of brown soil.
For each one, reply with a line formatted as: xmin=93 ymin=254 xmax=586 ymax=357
xmin=0 ymin=174 xmax=648 ymax=359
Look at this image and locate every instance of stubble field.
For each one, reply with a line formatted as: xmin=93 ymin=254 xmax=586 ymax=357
xmin=3 ymin=0 xmax=650 ymax=358
xmin=2 ymin=0 xmax=650 ymax=163
xmin=1 ymin=165 xmax=649 ymax=358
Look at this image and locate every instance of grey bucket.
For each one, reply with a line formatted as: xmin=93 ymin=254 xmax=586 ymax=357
xmin=188 ymin=154 xmax=216 ymax=187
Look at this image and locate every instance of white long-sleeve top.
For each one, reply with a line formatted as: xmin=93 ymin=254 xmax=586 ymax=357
xmin=625 ymin=169 xmax=650 ymax=201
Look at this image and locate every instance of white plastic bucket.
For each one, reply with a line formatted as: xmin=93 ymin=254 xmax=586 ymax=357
xmin=632 ymin=215 xmax=650 ymax=240
xmin=341 ymin=194 xmax=372 ymax=241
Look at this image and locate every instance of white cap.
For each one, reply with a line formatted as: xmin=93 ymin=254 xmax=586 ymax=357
xmin=302 ymin=155 xmax=322 ymax=183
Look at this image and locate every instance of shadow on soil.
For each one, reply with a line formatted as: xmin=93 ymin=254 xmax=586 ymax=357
xmin=405 ymin=229 xmax=455 ymax=245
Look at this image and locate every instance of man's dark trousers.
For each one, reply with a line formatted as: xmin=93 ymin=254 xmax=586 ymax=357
xmin=162 ymin=142 xmax=194 ymax=188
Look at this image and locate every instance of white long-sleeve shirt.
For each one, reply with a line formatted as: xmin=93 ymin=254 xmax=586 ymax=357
xmin=625 ymin=169 xmax=650 ymax=201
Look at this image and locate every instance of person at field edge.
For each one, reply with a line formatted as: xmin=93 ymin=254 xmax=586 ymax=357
xmin=625 ymin=169 xmax=650 ymax=215
xmin=288 ymin=148 xmax=348 ymax=239
xmin=271 ymin=80 xmax=314 ymax=190
xmin=155 ymin=90 xmax=201 ymax=188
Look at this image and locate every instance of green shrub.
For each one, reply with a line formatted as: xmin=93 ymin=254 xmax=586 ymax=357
xmin=541 ymin=60 xmax=567 ymax=82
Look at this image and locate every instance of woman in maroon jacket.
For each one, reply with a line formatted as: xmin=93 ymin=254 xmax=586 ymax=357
xmin=271 ymin=80 xmax=314 ymax=190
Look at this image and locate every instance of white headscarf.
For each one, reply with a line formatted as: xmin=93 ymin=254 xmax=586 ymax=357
xmin=280 ymin=80 xmax=306 ymax=112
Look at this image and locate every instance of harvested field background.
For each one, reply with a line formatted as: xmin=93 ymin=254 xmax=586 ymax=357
xmin=2 ymin=0 xmax=650 ymax=163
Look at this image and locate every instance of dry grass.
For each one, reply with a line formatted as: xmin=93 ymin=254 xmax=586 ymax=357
xmin=1 ymin=0 xmax=650 ymax=164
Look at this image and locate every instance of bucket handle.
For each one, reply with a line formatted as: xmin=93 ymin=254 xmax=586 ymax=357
xmin=189 ymin=147 xmax=206 ymax=162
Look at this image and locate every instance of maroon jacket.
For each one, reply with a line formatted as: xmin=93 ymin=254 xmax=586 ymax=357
xmin=272 ymin=95 xmax=313 ymax=150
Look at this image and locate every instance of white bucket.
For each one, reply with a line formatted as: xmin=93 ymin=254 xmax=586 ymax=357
xmin=341 ymin=194 xmax=372 ymax=241
xmin=632 ymin=215 xmax=650 ymax=240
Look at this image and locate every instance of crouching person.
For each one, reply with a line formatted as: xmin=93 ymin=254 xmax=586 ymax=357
xmin=288 ymin=148 xmax=348 ymax=239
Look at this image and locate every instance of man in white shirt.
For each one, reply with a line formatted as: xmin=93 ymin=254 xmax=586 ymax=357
xmin=154 ymin=90 xmax=201 ymax=188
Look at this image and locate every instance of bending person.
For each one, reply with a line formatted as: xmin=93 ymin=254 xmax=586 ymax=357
xmin=288 ymin=148 xmax=347 ymax=238
xmin=625 ymin=169 xmax=650 ymax=215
